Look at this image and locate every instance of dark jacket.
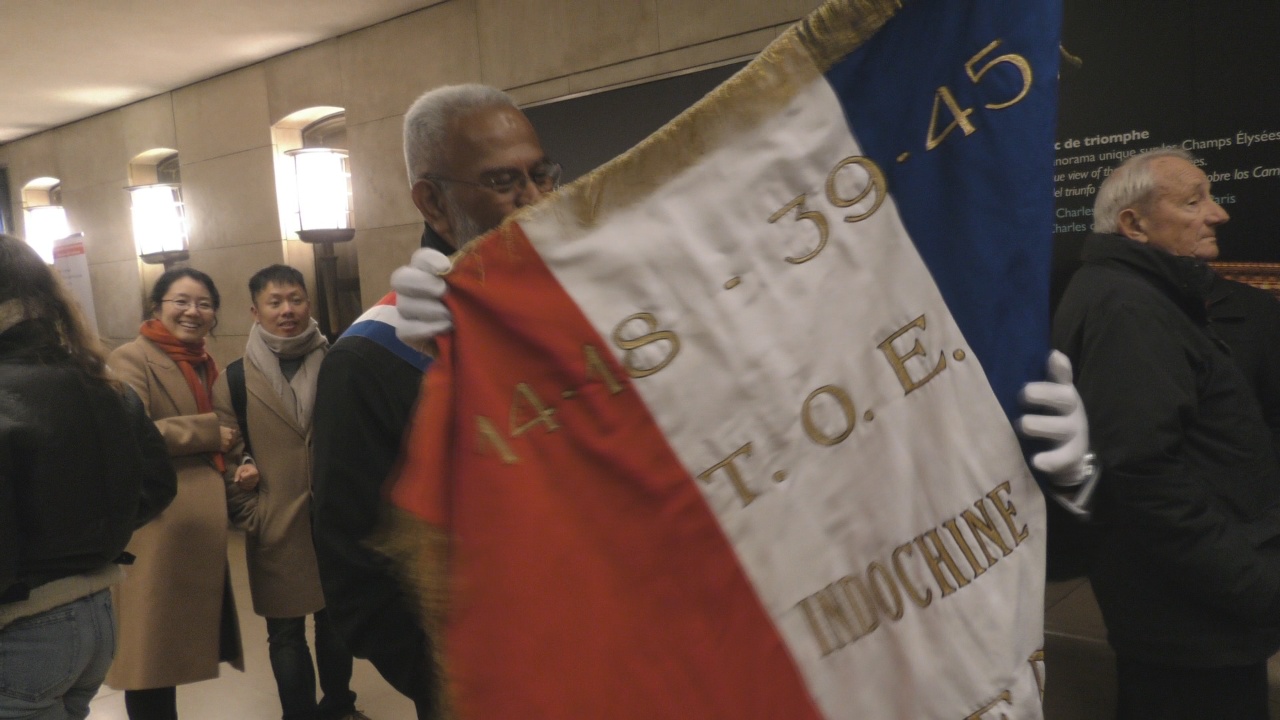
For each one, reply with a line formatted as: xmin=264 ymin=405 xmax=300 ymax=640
xmin=0 ymin=321 xmax=176 ymax=603
xmin=1053 ymin=233 xmax=1280 ymax=666
xmin=311 ymin=303 xmax=435 ymax=717
xmin=1208 ymin=275 xmax=1280 ymax=457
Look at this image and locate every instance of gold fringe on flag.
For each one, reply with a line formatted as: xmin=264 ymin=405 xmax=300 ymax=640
xmin=486 ymin=0 xmax=905 ymax=246
xmin=370 ymin=506 xmax=456 ymax=720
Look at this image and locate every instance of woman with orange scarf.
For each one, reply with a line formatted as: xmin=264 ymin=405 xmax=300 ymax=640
xmin=105 ymin=268 xmax=247 ymax=720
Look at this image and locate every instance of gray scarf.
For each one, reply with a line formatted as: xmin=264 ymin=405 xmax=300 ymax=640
xmin=245 ymin=318 xmax=328 ymax=431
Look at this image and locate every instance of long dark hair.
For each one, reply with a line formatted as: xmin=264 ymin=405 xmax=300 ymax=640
xmin=0 ymin=233 xmax=118 ymax=389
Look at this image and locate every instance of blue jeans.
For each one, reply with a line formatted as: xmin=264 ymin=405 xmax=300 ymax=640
xmin=0 ymin=589 xmax=116 ymax=720
xmin=265 ymin=610 xmax=356 ymax=720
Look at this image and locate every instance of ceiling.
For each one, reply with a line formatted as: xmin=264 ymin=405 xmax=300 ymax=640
xmin=0 ymin=0 xmax=439 ymax=144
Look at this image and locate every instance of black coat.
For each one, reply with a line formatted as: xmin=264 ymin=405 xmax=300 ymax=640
xmin=1053 ymin=233 xmax=1280 ymax=666
xmin=0 ymin=321 xmax=176 ymax=602
xmin=311 ymin=331 xmax=435 ymax=716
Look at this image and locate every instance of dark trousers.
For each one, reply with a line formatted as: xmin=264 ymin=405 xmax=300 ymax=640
xmin=124 ymin=686 xmax=177 ymax=720
xmin=266 ymin=610 xmax=357 ymax=720
xmin=1115 ymin=656 xmax=1269 ymax=720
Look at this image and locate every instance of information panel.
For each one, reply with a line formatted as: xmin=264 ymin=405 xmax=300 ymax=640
xmin=1053 ymin=1 xmax=1280 ymax=297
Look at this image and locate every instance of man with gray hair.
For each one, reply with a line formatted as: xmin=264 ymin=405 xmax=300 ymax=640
xmin=1053 ymin=147 xmax=1280 ymax=719
xmin=310 ymin=84 xmax=556 ymax=719
xmin=403 ymin=84 xmax=558 ymax=249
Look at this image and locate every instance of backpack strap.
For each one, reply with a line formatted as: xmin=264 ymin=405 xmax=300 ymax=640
xmin=226 ymin=358 xmax=253 ymax=457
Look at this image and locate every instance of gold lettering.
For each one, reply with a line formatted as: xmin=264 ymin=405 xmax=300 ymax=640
xmin=697 ymin=443 xmax=759 ymax=507
xmin=768 ymin=193 xmax=829 ymax=264
xmin=1029 ymin=649 xmax=1046 ymax=702
xmin=943 ymin=519 xmax=987 ymax=579
xmin=814 ymin=584 xmax=858 ymax=651
xmin=582 ymin=344 xmax=624 ymax=394
xmin=965 ymin=690 xmax=1013 ymax=720
xmin=961 ymin=501 xmax=1013 ymax=564
xmin=915 ymin=529 xmax=970 ymax=597
xmin=801 ymin=385 xmax=857 ymax=446
xmin=926 ymin=40 xmax=1033 ymax=153
xmin=878 ymin=314 xmax=947 ymax=395
xmin=798 ymin=596 xmax=837 ymax=656
xmin=925 ymin=85 xmax=976 ymax=151
xmin=986 ymin=481 xmax=1029 ymax=546
xmin=800 ymin=481 xmax=1037 ymax=666
xmin=866 ymin=562 xmax=905 ymax=621
xmin=825 ymin=156 xmax=887 ymax=223
xmin=509 ymin=383 xmax=560 ymax=437
xmin=611 ymin=313 xmax=680 ymax=379
xmin=837 ymin=576 xmax=880 ymax=638
xmin=965 ymin=39 xmax=1032 ymax=110
xmin=475 ymin=416 xmax=518 ymax=465
xmin=892 ymin=542 xmax=933 ymax=608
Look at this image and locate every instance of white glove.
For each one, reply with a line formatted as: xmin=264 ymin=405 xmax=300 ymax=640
xmin=1018 ymin=350 xmax=1099 ymax=518
xmin=1018 ymin=350 xmax=1091 ymax=485
xmin=392 ymin=248 xmax=453 ymax=346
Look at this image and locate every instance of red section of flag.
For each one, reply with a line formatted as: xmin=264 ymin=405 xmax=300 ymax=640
xmin=391 ymin=223 xmax=822 ymax=719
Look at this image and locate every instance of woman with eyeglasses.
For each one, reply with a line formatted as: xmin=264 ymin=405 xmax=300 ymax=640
xmin=0 ymin=234 xmax=176 ymax=720
xmin=104 ymin=267 xmax=247 ymax=720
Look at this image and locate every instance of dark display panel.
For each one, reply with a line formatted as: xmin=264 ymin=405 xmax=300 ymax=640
xmin=1054 ymin=1 xmax=1280 ymax=287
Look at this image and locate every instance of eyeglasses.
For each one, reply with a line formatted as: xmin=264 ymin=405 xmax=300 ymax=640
xmin=161 ymin=298 xmax=216 ymax=313
xmin=422 ymin=160 xmax=562 ymax=196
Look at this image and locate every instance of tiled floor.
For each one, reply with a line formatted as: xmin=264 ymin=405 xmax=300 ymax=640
xmin=86 ymin=537 xmax=1278 ymax=719
xmin=1042 ymin=577 xmax=1117 ymax=719
xmin=1043 ymin=577 xmax=1280 ymax=719
xmin=88 ymin=531 xmax=417 ymax=719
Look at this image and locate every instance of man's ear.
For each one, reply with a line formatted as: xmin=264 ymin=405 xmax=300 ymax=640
xmin=249 ymin=303 xmax=260 ymax=323
xmin=412 ymin=180 xmax=453 ymax=246
xmin=1116 ymin=207 xmax=1146 ymax=242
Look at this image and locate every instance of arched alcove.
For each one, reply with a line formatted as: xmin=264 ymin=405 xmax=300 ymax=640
xmin=21 ymin=176 xmax=69 ymax=263
xmin=272 ymin=106 xmax=359 ymax=337
xmin=127 ymin=149 xmax=188 ymax=268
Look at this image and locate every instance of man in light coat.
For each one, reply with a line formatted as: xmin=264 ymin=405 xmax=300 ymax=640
xmin=215 ymin=264 xmax=370 ymax=720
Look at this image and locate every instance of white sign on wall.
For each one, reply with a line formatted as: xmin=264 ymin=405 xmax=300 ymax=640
xmin=52 ymin=233 xmax=99 ymax=335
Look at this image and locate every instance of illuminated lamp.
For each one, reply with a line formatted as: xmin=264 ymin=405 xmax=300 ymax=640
xmin=22 ymin=205 xmax=70 ymax=264
xmin=285 ymin=148 xmax=354 ymax=244
xmin=128 ymin=183 xmax=189 ymax=267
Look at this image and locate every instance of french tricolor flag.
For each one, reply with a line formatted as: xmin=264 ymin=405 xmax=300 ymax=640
xmin=389 ymin=0 xmax=1061 ymax=717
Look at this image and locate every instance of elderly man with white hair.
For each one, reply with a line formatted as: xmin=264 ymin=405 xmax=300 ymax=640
xmin=310 ymin=83 xmax=557 ymax=720
xmin=1053 ymin=147 xmax=1280 ymax=720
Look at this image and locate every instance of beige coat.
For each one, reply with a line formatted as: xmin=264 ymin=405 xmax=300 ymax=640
xmin=105 ymin=337 xmax=244 ymax=690
xmin=213 ymin=350 xmax=325 ymax=619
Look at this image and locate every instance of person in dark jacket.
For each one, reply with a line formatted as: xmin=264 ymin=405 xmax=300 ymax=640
xmin=310 ymin=84 xmax=556 ymax=719
xmin=1053 ymin=148 xmax=1280 ymax=720
xmin=0 ymin=233 xmax=177 ymax=719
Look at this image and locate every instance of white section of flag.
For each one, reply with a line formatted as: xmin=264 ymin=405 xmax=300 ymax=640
xmin=519 ymin=74 xmax=1047 ymax=718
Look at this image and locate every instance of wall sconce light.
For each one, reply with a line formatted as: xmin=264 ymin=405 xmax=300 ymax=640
xmin=285 ymin=148 xmax=354 ymax=244
xmin=22 ymin=204 xmax=70 ymax=264
xmin=285 ymin=147 xmax=354 ymax=338
xmin=128 ymin=183 xmax=189 ymax=268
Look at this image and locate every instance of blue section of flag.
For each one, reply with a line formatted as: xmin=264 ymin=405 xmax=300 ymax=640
xmin=824 ymin=0 xmax=1061 ymax=419
xmin=342 ymin=319 xmax=432 ymax=372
